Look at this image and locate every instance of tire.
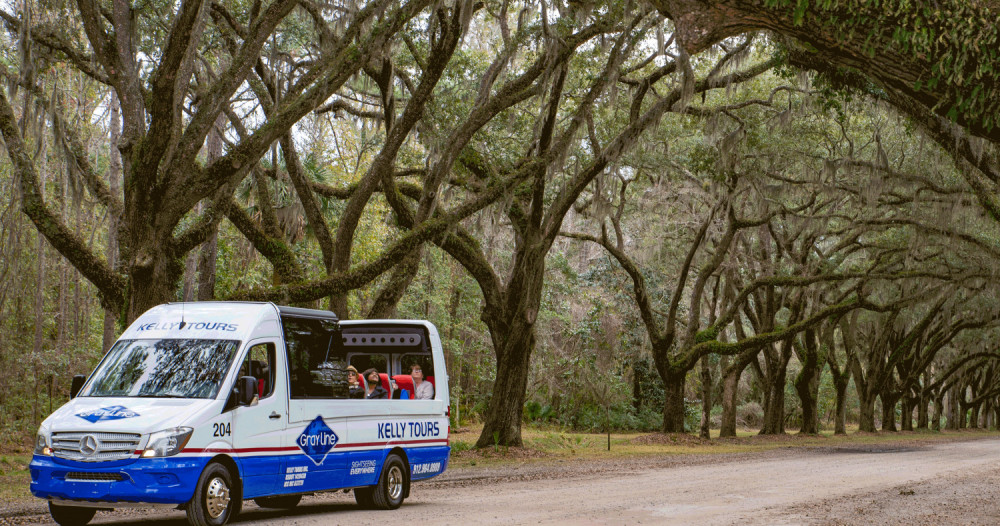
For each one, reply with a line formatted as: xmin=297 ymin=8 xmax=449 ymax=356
xmin=370 ymin=453 xmax=408 ymax=510
xmin=186 ymin=462 xmax=241 ymax=526
xmin=253 ymin=494 xmax=302 ymax=509
xmin=48 ymin=503 xmax=96 ymax=526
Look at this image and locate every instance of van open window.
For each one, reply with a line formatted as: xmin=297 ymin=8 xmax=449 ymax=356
xmin=82 ymin=339 xmax=240 ymax=399
xmin=238 ymin=343 xmax=276 ymax=399
xmin=284 ymin=317 xmax=349 ymax=399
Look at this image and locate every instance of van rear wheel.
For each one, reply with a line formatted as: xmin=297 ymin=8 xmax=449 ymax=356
xmin=186 ymin=462 xmax=240 ymax=526
xmin=254 ymin=494 xmax=301 ymax=509
xmin=48 ymin=502 xmax=96 ymax=526
xmin=371 ymin=453 xmax=408 ymax=510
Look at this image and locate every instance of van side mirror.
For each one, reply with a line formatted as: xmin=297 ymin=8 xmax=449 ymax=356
xmin=236 ymin=376 xmax=259 ymax=407
xmin=70 ymin=375 xmax=86 ymax=399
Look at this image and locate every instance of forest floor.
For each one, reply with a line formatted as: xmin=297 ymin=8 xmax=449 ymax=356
xmin=2 ymin=428 xmax=999 ymax=524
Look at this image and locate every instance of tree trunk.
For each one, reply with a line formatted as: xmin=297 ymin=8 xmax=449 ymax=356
xmin=699 ymin=356 xmax=712 ymax=439
xmin=832 ymin=370 xmax=850 ymax=435
xmin=760 ymin=342 xmax=792 ymax=435
xmin=794 ymin=338 xmax=820 ymax=434
xmin=126 ymin=257 xmax=184 ymax=322
xmin=181 ymin=251 xmax=198 ymax=301
xmin=197 ymin=231 xmax=218 ymax=301
xmin=917 ymin=389 xmax=930 ymax=429
xmin=945 ymin=388 xmax=961 ymax=430
xmin=475 ymin=320 xmax=535 ymax=448
xmin=858 ymin=391 xmax=877 ymax=432
xmin=900 ymin=397 xmax=914 ymax=431
xmin=760 ymin=371 xmax=787 ymax=434
xmin=932 ymin=392 xmax=944 ymax=431
xmin=102 ymin=95 xmax=121 ymax=350
xmin=880 ymin=393 xmax=898 ymax=432
xmin=719 ymin=352 xmax=753 ymax=438
xmin=969 ymin=403 xmax=981 ymax=429
xmin=662 ymin=370 xmax=686 ymax=433
xmin=32 ymin=213 xmax=46 ymax=428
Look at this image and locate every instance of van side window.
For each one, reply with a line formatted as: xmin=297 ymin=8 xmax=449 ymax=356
xmin=349 ymin=354 xmax=388 ymax=375
xmin=401 ymin=354 xmax=434 ymax=378
xmin=239 ymin=343 xmax=276 ymax=399
xmin=283 ymin=317 xmax=348 ymax=399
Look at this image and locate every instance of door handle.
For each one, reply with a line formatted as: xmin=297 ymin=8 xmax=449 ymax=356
xmin=269 ymin=412 xmax=281 ymax=420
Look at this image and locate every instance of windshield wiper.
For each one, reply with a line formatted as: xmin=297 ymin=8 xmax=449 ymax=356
xmin=135 ymin=394 xmax=191 ymax=398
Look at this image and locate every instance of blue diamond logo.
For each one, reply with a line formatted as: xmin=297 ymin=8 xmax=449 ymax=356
xmin=75 ymin=405 xmax=141 ymax=423
xmin=297 ymin=416 xmax=339 ymax=466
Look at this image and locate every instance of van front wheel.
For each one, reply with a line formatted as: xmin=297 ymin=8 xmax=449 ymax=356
xmin=371 ymin=453 xmax=408 ymax=510
xmin=48 ymin=502 xmax=96 ymax=526
xmin=187 ymin=462 xmax=240 ymax=526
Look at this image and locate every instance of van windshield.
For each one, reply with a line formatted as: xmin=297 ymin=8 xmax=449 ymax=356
xmin=82 ymin=339 xmax=240 ymax=399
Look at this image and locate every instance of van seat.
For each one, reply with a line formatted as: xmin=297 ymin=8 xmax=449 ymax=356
xmin=378 ymin=373 xmax=392 ymax=396
xmin=250 ymin=360 xmax=269 ymax=396
xmin=392 ymin=374 xmax=414 ymax=395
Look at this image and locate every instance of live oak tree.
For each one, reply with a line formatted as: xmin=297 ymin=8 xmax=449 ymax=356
xmin=0 ymin=0 xmax=509 ymax=323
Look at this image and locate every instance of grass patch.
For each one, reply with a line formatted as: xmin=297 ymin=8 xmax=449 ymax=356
xmin=0 ymin=453 xmax=32 ymax=504
xmin=447 ymin=424 xmax=1000 ymax=467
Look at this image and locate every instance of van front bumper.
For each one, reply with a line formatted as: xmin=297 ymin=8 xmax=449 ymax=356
xmin=30 ymin=454 xmax=210 ymax=506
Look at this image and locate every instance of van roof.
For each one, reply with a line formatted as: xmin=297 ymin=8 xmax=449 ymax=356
xmin=276 ymin=305 xmax=339 ymax=321
xmin=120 ymin=302 xmax=282 ymax=342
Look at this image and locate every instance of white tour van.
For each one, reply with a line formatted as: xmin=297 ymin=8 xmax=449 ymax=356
xmin=30 ymin=302 xmax=451 ymax=526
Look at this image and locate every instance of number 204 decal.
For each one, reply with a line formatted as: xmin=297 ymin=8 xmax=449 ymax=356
xmin=213 ymin=422 xmax=231 ymax=437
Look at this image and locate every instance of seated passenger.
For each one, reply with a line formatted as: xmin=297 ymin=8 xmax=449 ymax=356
xmin=363 ymin=368 xmax=388 ymax=399
xmin=347 ymin=365 xmax=363 ymax=399
xmin=411 ymin=364 xmax=434 ymax=400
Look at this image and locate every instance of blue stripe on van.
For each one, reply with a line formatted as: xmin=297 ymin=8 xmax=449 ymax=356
xmin=31 ymin=445 xmax=451 ymax=504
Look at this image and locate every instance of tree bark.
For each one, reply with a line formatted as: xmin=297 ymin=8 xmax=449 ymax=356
xmin=699 ymin=356 xmax=712 ymax=439
xmin=858 ymin=391 xmax=877 ymax=433
xmin=720 ymin=351 xmax=755 ymax=438
xmin=900 ymin=396 xmax=914 ymax=431
xmin=831 ymin=366 xmax=850 ymax=435
xmin=662 ymin=369 xmax=687 ymax=433
xmin=196 ymin=115 xmax=225 ymax=301
xmin=945 ymin=387 xmax=961 ymax=430
xmin=794 ymin=330 xmax=821 ymax=434
xmin=880 ymin=392 xmax=898 ymax=432
xmin=932 ymin=392 xmax=944 ymax=431
xmin=760 ymin=341 xmax=792 ymax=435
xmin=474 ymin=312 xmax=536 ymax=448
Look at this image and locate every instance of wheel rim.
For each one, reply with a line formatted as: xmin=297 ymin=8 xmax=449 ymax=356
xmin=205 ymin=476 xmax=231 ymax=519
xmin=387 ymin=464 xmax=403 ymax=501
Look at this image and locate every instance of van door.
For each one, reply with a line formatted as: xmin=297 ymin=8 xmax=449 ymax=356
xmin=282 ymin=316 xmax=350 ymax=491
xmin=232 ymin=340 xmax=286 ymax=498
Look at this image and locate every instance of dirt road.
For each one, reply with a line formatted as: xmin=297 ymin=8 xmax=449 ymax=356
xmin=7 ymin=437 xmax=1000 ymax=525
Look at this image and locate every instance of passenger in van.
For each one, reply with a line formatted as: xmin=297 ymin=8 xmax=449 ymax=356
xmin=411 ymin=364 xmax=434 ymax=400
xmin=347 ymin=365 xmax=364 ymax=399
xmin=363 ymin=368 xmax=388 ymax=399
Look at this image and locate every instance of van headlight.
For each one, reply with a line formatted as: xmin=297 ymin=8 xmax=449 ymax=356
xmin=34 ymin=432 xmax=52 ymax=456
xmin=142 ymin=427 xmax=193 ymax=458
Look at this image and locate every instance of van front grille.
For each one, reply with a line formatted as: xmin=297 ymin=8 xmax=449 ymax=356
xmin=65 ymin=472 xmax=124 ymax=482
xmin=51 ymin=432 xmax=141 ymax=462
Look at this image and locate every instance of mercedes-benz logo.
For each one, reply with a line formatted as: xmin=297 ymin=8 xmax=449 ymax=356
xmin=80 ymin=435 xmax=100 ymax=456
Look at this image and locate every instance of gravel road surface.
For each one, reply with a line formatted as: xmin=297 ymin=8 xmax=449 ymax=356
xmin=5 ymin=437 xmax=999 ymax=525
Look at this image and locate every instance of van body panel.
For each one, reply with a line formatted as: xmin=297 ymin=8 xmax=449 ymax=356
xmin=30 ymin=454 xmax=209 ymax=504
